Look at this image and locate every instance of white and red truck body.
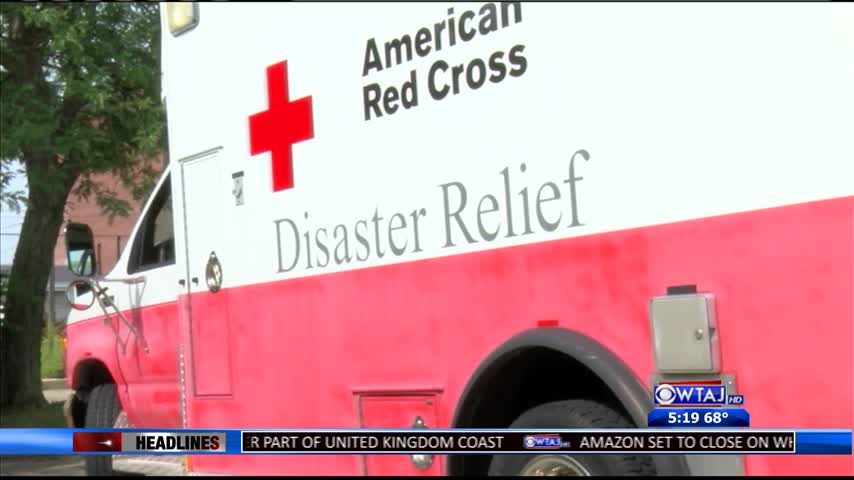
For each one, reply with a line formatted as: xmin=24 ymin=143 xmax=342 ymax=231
xmin=64 ymin=3 xmax=853 ymax=476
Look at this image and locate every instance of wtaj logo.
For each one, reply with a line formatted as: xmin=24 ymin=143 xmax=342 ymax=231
xmin=654 ymin=383 xmax=744 ymax=406
xmin=523 ymin=435 xmax=568 ymax=449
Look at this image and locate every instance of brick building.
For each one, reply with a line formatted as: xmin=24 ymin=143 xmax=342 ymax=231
xmin=53 ymin=156 xmax=166 ymax=275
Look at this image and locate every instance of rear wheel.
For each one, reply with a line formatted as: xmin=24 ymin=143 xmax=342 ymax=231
xmin=488 ymin=399 xmax=656 ymax=476
xmin=83 ymin=384 xmax=121 ymax=476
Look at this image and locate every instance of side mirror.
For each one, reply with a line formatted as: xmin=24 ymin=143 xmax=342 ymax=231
xmin=65 ymin=223 xmax=97 ymax=277
xmin=66 ymin=279 xmax=95 ymax=311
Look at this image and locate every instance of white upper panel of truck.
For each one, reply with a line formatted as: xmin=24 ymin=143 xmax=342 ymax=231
xmin=156 ymin=3 xmax=852 ymax=286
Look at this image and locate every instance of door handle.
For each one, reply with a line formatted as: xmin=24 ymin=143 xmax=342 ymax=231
xmin=178 ymin=279 xmax=186 ymax=287
xmin=191 ymin=277 xmax=199 ymax=285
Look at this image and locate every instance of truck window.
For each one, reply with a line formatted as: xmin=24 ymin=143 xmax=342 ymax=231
xmin=128 ymin=174 xmax=175 ymax=274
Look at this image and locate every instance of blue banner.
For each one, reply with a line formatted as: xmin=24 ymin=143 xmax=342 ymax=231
xmin=0 ymin=428 xmax=849 ymax=455
xmin=795 ymin=430 xmax=853 ymax=455
xmin=648 ymin=408 xmax=750 ymax=428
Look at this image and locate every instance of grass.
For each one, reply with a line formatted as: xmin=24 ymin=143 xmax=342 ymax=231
xmin=40 ymin=321 xmax=65 ymax=379
xmin=0 ymin=401 xmax=66 ymax=428
xmin=0 ymin=322 xmax=68 ymax=429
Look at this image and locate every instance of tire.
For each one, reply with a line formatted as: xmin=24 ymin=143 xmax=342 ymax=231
xmin=488 ymin=399 xmax=656 ymax=476
xmin=83 ymin=384 xmax=121 ymax=476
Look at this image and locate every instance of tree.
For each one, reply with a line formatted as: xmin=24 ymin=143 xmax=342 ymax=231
xmin=0 ymin=2 xmax=163 ymax=407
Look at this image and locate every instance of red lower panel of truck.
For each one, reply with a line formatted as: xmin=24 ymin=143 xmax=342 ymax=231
xmin=66 ymin=196 xmax=854 ymax=475
xmin=65 ymin=300 xmax=181 ymax=429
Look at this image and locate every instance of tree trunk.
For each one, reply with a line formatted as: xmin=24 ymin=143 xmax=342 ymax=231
xmin=0 ymin=162 xmax=78 ymax=408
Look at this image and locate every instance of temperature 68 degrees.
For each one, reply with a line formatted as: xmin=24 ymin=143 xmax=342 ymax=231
xmin=668 ymin=411 xmax=730 ymax=424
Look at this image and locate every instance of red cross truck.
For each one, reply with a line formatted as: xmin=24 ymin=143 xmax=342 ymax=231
xmin=61 ymin=2 xmax=853 ymax=477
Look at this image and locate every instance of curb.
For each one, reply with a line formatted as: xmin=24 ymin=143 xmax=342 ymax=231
xmin=41 ymin=378 xmax=67 ymax=390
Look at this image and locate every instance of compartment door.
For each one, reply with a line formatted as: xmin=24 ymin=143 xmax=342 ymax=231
xmin=359 ymin=394 xmax=443 ymax=476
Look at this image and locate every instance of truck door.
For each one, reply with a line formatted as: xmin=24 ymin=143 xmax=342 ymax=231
xmin=118 ymin=171 xmax=180 ymax=428
xmin=178 ymin=148 xmax=235 ymax=400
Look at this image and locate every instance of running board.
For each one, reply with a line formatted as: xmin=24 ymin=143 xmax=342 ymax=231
xmin=111 ymin=412 xmax=187 ymax=476
xmin=113 ymin=456 xmax=185 ymax=476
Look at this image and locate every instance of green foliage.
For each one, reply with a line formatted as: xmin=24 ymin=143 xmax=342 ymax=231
xmin=0 ymin=2 xmax=163 ymax=214
xmin=40 ymin=321 xmax=64 ymax=379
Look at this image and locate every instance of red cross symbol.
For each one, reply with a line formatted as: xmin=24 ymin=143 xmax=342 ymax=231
xmin=248 ymin=61 xmax=314 ymax=192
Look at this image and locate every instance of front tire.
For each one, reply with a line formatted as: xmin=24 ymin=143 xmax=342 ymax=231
xmin=83 ymin=384 xmax=121 ymax=476
xmin=488 ymin=399 xmax=656 ymax=476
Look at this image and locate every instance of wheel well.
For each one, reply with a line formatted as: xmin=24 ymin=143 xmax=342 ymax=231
xmin=69 ymin=359 xmax=116 ymax=427
xmin=447 ymin=327 xmax=690 ymax=476
xmin=448 ymin=346 xmax=631 ymax=476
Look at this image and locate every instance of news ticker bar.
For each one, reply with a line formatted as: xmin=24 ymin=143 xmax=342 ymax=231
xmin=0 ymin=429 xmax=849 ymax=455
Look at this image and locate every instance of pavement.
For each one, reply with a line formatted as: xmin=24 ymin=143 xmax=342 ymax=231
xmin=0 ymin=455 xmax=86 ymax=477
xmin=41 ymin=378 xmax=72 ymax=404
